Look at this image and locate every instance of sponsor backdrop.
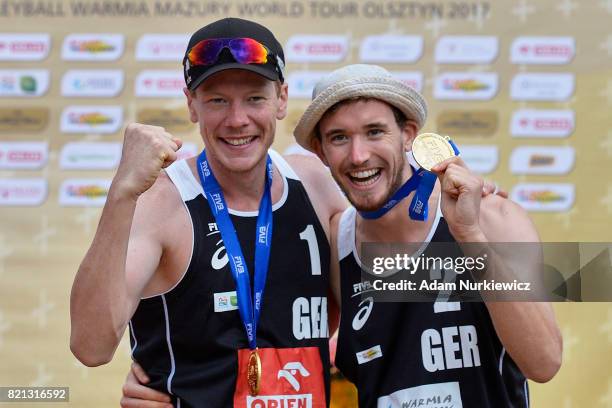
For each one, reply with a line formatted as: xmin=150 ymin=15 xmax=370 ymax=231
xmin=0 ymin=0 xmax=611 ymax=406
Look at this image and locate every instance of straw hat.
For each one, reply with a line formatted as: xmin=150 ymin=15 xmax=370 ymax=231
xmin=293 ymin=64 xmax=427 ymax=152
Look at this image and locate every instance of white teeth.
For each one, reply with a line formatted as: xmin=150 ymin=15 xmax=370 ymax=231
xmin=225 ymin=137 xmax=254 ymax=146
xmin=350 ymin=169 xmax=379 ymax=179
xmin=349 ymin=168 xmax=381 ymax=186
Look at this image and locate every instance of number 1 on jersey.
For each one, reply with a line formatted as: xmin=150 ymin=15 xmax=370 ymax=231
xmin=299 ymin=225 xmax=321 ymax=276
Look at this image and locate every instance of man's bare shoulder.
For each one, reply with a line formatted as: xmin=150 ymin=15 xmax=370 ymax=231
xmin=283 ymin=154 xmax=326 ymax=180
xmin=330 ymin=211 xmax=343 ymax=242
xmin=132 ymin=161 xmax=190 ymax=238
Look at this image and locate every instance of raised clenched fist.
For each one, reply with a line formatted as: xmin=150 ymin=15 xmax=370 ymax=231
xmin=113 ymin=123 xmax=182 ymax=200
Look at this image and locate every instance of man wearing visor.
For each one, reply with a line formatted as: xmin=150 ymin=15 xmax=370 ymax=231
xmin=71 ymin=18 xmax=346 ymax=407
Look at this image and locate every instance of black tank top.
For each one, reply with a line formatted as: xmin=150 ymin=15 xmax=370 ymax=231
xmin=334 ymin=206 xmax=528 ymax=408
xmin=129 ymin=151 xmax=331 ymax=407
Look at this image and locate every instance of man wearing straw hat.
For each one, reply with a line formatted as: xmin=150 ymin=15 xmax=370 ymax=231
xmin=292 ymin=64 xmax=562 ymax=407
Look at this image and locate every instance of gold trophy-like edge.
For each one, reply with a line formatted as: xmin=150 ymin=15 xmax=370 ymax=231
xmin=411 ymin=132 xmax=456 ymax=171
xmin=247 ymin=349 xmax=262 ymax=396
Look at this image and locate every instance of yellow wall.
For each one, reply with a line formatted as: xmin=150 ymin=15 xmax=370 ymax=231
xmin=1 ymin=1 xmax=611 ymax=406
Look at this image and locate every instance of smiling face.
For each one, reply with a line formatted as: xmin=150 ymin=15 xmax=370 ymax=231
xmin=185 ymin=69 xmax=288 ymax=174
xmin=313 ymin=98 xmax=418 ymax=211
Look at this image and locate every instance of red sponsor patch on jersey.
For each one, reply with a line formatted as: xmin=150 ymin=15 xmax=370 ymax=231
xmin=234 ymin=347 xmax=326 ymax=408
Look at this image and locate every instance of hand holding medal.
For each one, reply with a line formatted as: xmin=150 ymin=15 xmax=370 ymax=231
xmin=417 ymin=133 xmax=486 ymax=241
xmin=402 ymin=133 xmax=460 ymax=222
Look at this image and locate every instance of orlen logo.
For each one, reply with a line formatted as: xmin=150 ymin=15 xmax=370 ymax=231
xmin=0 ymin=69 xmax=49 ymax=97
xmin=60 ymin=142 xmax=121 ymax=170
xmin=511 ymin=109 xmax=574 ymax=138
xmin=59 ymin=179 xmax=111 ymax=207
xmin=510 ymin=73 xmax=574 ymax=101
xmin=510 ymin=146 xmax=575 ymax=175
xmin=392 ymin=71 xmax=423 ymax=92
xmin=135 ymin=34 xmax=189 ymax=61
xmin=0 ymin=34 xmax=50 ymax=61
xmin=0 ymin=142 xmax=48 ymax=170
xmin=61 ymin=106 xmax=123 ymax=134
xmin=61 ymin=70 xmax=124 ymax=97
xmin=135 ymin=70 xmax=184 ymax=98
xmin=0 ymin=178 xmax=47 ymax=206
xmin=236 ymin=347 xmax=325 ymax=408
xmin=62 ymin=34 xmax=124 ymax=61
xmin=434 ymin=72 xmax=498 ymax=100
xmin=511 ymin=183 xmax=574 ymax=212
xmin=511 ymin=36 xmax=575 ymax=65
xmin=287 ymin=71 xmax=328 ymax=99
xmin=285 ymin=35 xmax=348 ymax=63
xmin=435 ymin=35 xmax=499 ymax=64
xmin=359 ymin=35 xmax=423 ymax=63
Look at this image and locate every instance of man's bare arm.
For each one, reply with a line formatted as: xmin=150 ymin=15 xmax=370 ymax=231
xmin=70 ymin=124 xmax=181 ymax=366
xmin=479 ymin=196 xmax=563 ymax=383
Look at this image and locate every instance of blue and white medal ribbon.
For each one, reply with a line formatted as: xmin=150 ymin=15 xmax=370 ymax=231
xmin=196 ymin=150 xmax=273 ymax=350
xmin=359 ymin=139 xmax=460 ymax=222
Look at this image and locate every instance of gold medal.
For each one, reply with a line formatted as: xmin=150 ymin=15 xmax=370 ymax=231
xmin=411 ymin=132 xmax=456 ymax=171
xmin=247 ymin=349 xmax=262 ymax=396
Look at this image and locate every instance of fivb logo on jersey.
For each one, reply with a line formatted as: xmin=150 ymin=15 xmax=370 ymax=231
xmin=62 ymin=34 xmax=124 ymax=61
xmin=0 ymin=34 xmax=50 ymax=61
